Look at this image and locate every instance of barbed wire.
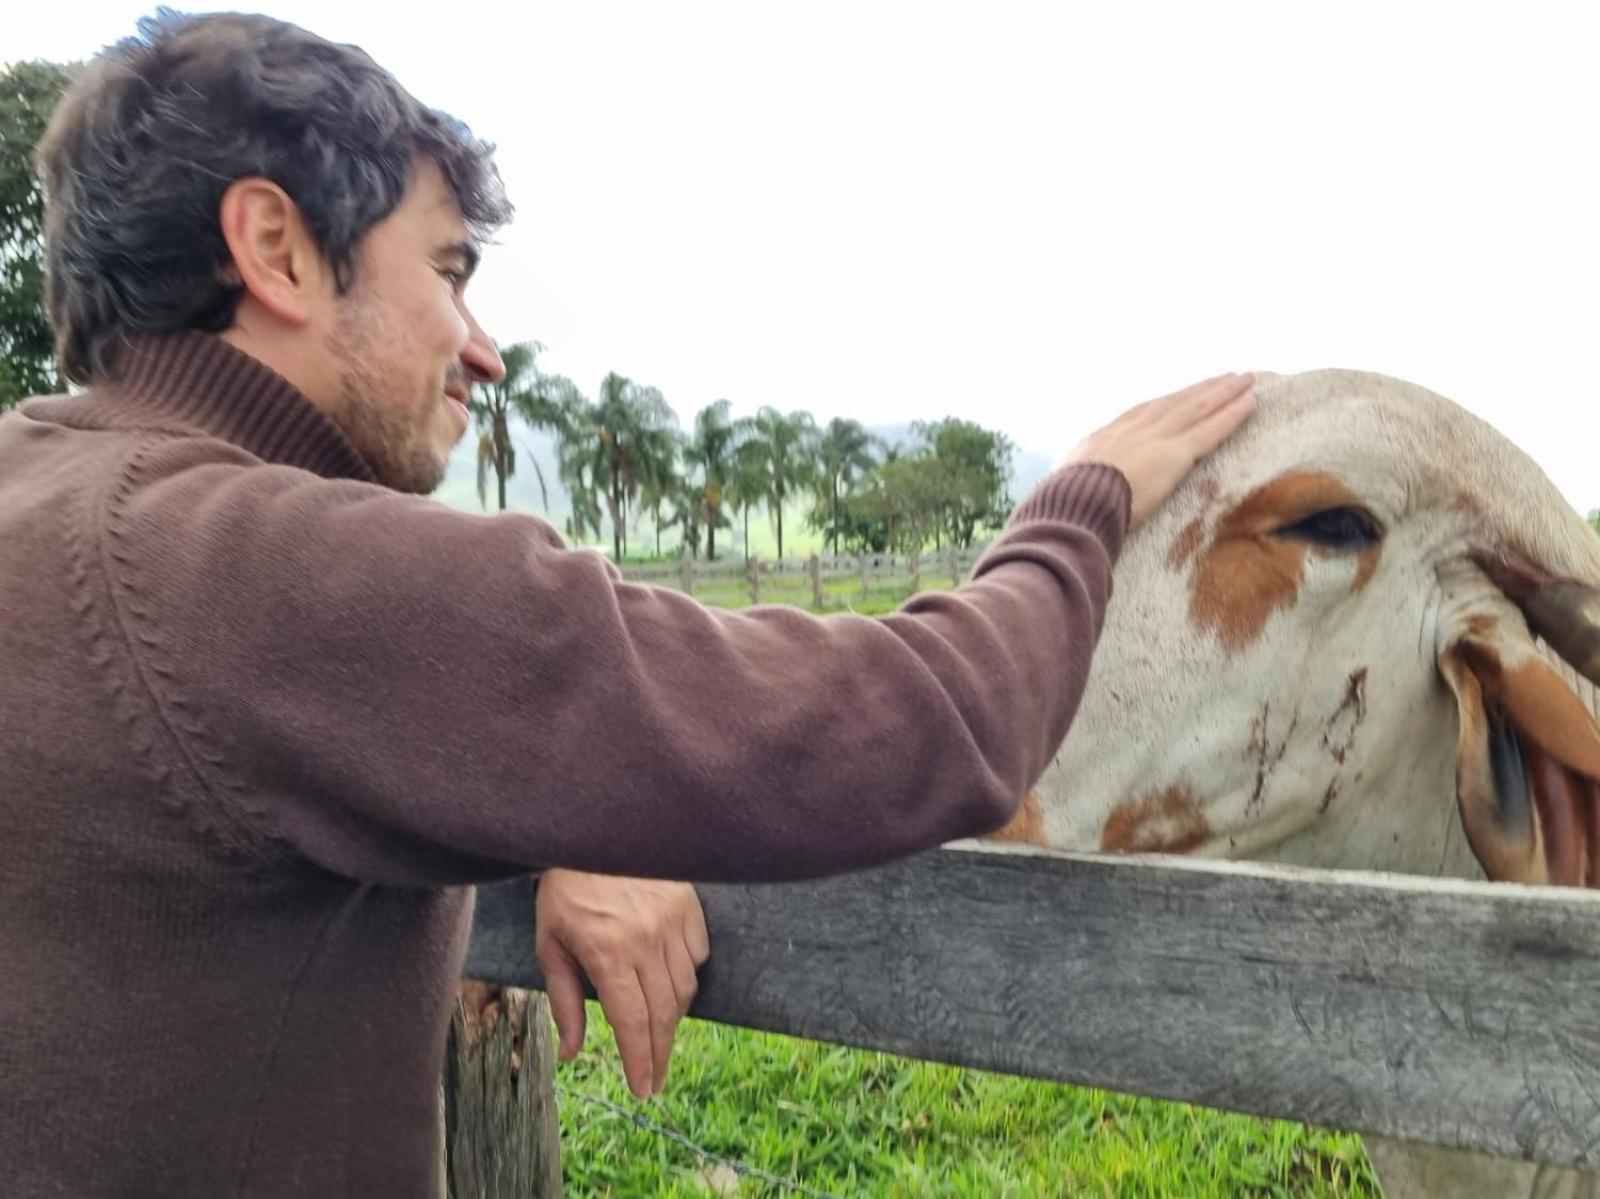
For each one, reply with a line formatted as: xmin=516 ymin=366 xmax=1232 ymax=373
xmin=555 ymin=1081 xmax=847 ymax=1199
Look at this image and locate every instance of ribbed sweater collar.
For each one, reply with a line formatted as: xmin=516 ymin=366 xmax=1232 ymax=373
xmin=21 ymin=331 xmax=377 ymax=484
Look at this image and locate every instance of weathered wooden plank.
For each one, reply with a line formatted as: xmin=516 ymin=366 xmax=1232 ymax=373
xmin=443 ymin=982 xmax=563 ymax=1198
xmin=465 ymin=845 xmax=1600 ymax=1169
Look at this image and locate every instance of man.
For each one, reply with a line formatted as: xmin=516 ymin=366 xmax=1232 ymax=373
xmin=0 ymin=10 xmax=1253 ymax=1197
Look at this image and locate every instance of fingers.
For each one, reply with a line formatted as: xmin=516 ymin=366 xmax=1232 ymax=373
xmin=1150 ymin=372 xmax=1255 ymax=431
xmin=642 ymin=949 xmax=683 ymax=1093
xmin=538 ymin=937 xmax=588 ymax=1064
xmin=593 ymin=969 xmax=655 ymax=1099
xmin=531 ymin=873 xmax=710 ymax=1100
xmin=1186 ymin=385 xmax=1257 ymax=458
xmin=1164 ymin=370 xmax=1242 ymax=410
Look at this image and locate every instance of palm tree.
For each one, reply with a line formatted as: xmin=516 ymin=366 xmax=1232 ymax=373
xmin=662 ymin=475 xmax=706 ymax=559
xmin=749 ymin=407 xmax=818 ymax=560
xmin=812 ymin=417 xmax=877 ymax=557
xmin=684 ymin=400 xmax=743 ymax=561
xmin=470 ymin=341 xmax=573 ymax=512
xmin=558 ymin=372 xmax=680 ymax=561
xmin=725 ymin=434 xmax=767 ymax=562
xmin=638 ymin=434 xmax=683 ymax=558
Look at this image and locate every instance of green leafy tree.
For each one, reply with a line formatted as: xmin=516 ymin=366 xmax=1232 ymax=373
xmin=913 ymin=418 xmax=1015 ymax=548
xmin=809 ymin=417 xmax=878 ymax=557
xmin=0 ymin=59 xmax=69 ymax=409
xmin=470 ymin=340 xmax=575 ymax=512
xmin=749 ymin=407 xmax=818 ymax=560
xmin=846 ymin=455 xmax=947 ymax=553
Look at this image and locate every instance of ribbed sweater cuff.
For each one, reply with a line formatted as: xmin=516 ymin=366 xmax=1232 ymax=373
xmin=994 ymin=462 xmax=1132 ymax=562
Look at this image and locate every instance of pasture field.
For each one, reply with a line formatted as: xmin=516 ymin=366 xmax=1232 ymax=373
xmin=556 ymin=1008 xmax=1379 ymax=1198
xmin=552 ymin=584 xmax=1381 ymax=1197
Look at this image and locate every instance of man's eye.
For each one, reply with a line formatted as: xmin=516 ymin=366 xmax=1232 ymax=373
xmin=439 ymin=268 xmax=465 ymax=289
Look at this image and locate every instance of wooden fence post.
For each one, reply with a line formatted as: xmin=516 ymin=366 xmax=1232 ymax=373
xmin=859 ymin=554 xmax=870 ymax=602
xmin=949 ymin=546 xmax=961 ymax=588
xmin=910 ymin=548 xmax=921 ymax=594
xmin=679 ymin=555 xmax=694 ymax=597
xmin=808 ymin=554 xmax=823 ymax=609
xmin=747 ymin=556 xmax=761 ymax=605
xmin=444 ymin=981 xmax=562 ymax=1198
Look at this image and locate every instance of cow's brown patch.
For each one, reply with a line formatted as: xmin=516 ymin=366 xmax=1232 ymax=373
xmin=1167 ymin=517 xmax=1206 ymax=571
xmin=988 ymin=789 xmax=1047 ymax=845
xmin=1352 ymin=546 xmax=1380 ymax=592
xmin=1100 ymin=784 xmax=1209 ymax=854
xmin=1190 ymin=472 xmax=1377 ymax=652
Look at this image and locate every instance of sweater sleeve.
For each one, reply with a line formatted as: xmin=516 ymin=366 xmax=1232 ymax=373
xmin=108 ymin=439 xmax=1130 ymax=887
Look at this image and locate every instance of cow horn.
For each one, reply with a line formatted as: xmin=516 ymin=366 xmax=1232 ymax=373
xmin=1476 ymin=550 xmax=1600 ymax=688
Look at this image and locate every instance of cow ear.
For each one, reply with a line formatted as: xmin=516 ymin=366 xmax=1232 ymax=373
xmin=1438 ymin=610 xmax=1600 ymax=887
xmin=1476 ymin=549 xmax=1600 ymax=688
xmin=1437 ymin=640 xmax=1549 ymax=884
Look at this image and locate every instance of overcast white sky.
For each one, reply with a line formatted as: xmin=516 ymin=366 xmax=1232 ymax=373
xmin=9 ymin=3 xmax=1600 ymax=508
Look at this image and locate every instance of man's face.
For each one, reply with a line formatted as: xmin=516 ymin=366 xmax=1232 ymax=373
xmin=320 ymin=159 xmax=503 ymax=494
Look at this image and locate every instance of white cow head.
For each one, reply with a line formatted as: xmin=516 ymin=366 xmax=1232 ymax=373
xmin=1004 ymin=369 xmax=1600 ymax=889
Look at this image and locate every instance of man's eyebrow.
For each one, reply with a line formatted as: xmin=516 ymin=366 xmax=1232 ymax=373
xmin=435 ymin=240 xmax=481 ymax=279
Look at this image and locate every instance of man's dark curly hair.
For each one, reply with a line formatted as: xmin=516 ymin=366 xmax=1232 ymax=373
xmin=37 ymin=8 xmax=513 ymax=384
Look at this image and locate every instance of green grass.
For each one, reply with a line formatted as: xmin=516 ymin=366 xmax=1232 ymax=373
xmin=556 ymin=1008 xmax=1378 ymax=1198
xmin=691 ymin=574 xmax=957 ymax=616
xmin=551 ymin=563 xmax=1379 ymax=1197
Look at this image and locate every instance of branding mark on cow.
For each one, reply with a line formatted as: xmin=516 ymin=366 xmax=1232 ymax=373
xmin=1323 ymin=667 xmax=1369 ymax=765
xmin=1248 ymin=701 xmax=1295 ymax=813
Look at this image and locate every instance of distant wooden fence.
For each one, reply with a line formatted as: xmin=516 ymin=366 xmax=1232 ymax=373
xmin=620 ymin=547 xmax=986 ymax=609
xmin=454 ymin=845 xmax=1600 ymax=1195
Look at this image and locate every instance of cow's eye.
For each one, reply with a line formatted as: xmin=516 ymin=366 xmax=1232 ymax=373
xmin=1278 ymin=506 xmax=1382 ymax=550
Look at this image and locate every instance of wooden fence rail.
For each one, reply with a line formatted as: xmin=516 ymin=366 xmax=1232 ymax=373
xmin=465 ymin=844 xmax=1600 ymax=1176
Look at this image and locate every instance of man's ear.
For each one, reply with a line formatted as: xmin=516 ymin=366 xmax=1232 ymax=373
xmin=218 ymin=177 xmax=330 ymax=327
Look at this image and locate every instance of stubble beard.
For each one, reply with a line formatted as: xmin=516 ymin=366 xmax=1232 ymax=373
xmin=327 ymin=301 xmax=449 ymax=496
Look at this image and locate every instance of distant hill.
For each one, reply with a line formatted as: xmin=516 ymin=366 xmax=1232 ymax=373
xmin=434 ymin=418 xmax=1056 ymax=556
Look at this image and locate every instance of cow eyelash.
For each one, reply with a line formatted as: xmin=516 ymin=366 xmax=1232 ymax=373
xmin=1276 ymin=506 xmax=1384 ymax=550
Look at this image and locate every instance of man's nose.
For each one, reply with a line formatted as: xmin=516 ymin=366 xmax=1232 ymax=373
xmin=461 ymin=312 xmax=504 ymax=384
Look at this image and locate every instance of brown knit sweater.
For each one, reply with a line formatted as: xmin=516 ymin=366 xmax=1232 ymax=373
xmin=0 ymin=332 xmax=1129 ymax=1197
